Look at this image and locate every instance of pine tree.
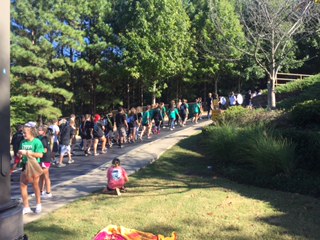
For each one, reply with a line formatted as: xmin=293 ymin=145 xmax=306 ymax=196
xmin=11 ymin=0 xmax=72 ymax=126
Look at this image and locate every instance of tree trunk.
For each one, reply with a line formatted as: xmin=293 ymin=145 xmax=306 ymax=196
xmin=152 ymin=81 xmax=156 ymax=105
xmin=214 ymin=77 xmax=218 ymax=95
xmin=267 ymin=74 xmax=276 ymax=110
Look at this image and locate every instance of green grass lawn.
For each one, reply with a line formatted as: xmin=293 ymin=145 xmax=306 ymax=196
xmin=25 ymin=134 xmax=320 ymax=240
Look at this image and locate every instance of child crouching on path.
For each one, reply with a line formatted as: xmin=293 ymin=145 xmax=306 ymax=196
xmin=102 ymin=158 xmax=129 ymax=196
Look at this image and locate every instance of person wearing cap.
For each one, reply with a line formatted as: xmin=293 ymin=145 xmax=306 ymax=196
xmin=18 ymin=122 xmax=44 ymax=215
xmin=93 ymin=114 xmax=107 ymax=156
xmin=102 ymin=158 xmax=129 ymax=196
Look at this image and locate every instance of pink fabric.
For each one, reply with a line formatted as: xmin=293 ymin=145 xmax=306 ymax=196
xmin=107 ymin=166 xmax=128 ymax=189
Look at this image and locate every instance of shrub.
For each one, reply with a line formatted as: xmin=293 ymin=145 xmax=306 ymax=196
xmin=240 ymin=130 xmax=297 ymax=176
xmin=277 ymin=75 xmax=320 ymax=110
xmin=280 ymin=129 xmax=320 ymax=173
xmin=202 ymin=125 xmax=240 ymax=164
xmin=290 ymin=100 xmax=320 ymax=127
xmin=216 ymin=106 xmax=282 ymax=128
xmin=203 ymin=124 xmax=297 ymax=176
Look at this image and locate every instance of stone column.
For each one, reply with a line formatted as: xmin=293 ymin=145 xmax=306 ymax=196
xmin=0 ymin=1 xmax=24 ymax=239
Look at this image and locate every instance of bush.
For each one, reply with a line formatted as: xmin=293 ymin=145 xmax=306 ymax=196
xmin=280 ymin=129 xmax=320 ymax=173
xmin=216 ymin=106 xmax=282 ymax=127
xmin=290 ymin=100 xmax=320 ymax=127
xmin=240 ymin=129 xmax=297 ymax=176
xmin=202 ymin=125 xmax=240 ymax=164
xmin=277 ymin=74 xmax=320 ymax=110
xmin=203 ymin=124 xmax=297 ymax=176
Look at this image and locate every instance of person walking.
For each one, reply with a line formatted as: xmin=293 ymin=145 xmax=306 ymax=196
xmin=49 ymin=119 xmax=60 ymax=164
xmin=93 ymin=114 xmax=107 ymax=156
xmin=19 ymin=122 xmax=44 ymax=214
xmin=56 ymin=118 xmax=73 ymax=167
xmin=115 ymin=107 xmax=128 ymax=148
xmin=37 ymin=125 xmax=52 ymax=198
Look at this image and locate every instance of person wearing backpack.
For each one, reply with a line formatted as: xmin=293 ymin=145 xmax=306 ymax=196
xmin=127 ymin=107 xmax=138 ymax=143
xmin=153 ymin=104 xmax=163 ymax=134
xmin=93 ymin=114 xmax=107 ymax=156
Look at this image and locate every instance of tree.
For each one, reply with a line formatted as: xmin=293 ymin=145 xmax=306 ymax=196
xmin=11 ymin=0 xmax=73 ymax=126
xmin=209 ymin=0 xmax=319 ymax=109
xmin=116 ymin=0 xmax=194 ymax=105
xmin=187 ymin=0 xmax=246 ymax=97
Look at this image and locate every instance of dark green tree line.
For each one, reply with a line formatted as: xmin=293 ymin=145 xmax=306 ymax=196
xmin=10 ymin=0 xmax=320 ymax=126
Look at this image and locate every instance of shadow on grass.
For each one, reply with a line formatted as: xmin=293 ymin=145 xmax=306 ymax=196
xmin=25 ymin=224 xmax=74 ymax=240
xmin=131 ymin=133 xmax=320 ymax=240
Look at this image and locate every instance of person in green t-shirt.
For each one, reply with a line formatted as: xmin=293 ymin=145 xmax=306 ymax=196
xmin=160 ymin=102 xmax=167 ymax=128
xmin=140 ymin=105 xmax=152 ymax=140
xmin=19 ymin=122 xmax=44 ymax=215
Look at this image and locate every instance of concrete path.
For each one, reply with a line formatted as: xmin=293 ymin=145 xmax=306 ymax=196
xmin=21 ymin=120 xmax=211 ymax=224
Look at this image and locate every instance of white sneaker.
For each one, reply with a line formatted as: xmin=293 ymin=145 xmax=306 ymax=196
xmin=67 ymin=159 xmax=74 ymax=164
xmin=42 ymin=192 xmax=52 ymax=199
xmin=23 ymin=207 xmax=32 ymax=215
xmin=35 ymin=204 xmax=42 ymax=214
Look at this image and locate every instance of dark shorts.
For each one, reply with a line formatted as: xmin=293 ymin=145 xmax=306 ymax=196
xmin=52 ymin=142 xmax=59 ymax=152
xmin=85 ymin=134 xmax=93 ymax=140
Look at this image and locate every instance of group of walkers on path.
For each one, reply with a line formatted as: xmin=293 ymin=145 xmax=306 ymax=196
xmin=10 ymin=98 xmax=211 ymax=215
xmin=10 ymin=90 xmax=264 ymax=215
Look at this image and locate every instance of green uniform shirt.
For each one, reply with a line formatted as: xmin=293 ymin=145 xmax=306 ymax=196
xmin=20 ymin=138 xmax=44 ymax=164
xmin=142 ymin=111 xmax=150 ymax=125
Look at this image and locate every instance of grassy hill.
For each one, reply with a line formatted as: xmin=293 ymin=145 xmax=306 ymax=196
xmin=204 ymin=74 xmax=320 ymax=197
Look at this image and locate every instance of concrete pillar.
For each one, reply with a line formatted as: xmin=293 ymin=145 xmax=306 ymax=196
xmin=0 ymin=1 xmax=24 ymax=239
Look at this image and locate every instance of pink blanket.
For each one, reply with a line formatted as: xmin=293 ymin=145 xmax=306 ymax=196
xmin=93 ymin=225 xmax=177 ymax=240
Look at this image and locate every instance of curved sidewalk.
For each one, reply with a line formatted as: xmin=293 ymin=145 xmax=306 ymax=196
xmin=23 ymin=120 xmax=211 ymax=224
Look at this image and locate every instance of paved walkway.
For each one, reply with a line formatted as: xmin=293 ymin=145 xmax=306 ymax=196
xmin=22 ymin=120 xmax=211 ymax=224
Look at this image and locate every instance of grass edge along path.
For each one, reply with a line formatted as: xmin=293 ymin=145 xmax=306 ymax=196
xmin=25 ymin=134 xmax=320 ymax=240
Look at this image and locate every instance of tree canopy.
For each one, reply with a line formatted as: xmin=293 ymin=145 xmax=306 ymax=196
xmin=10 ymin=0 xmax=320 ymax=125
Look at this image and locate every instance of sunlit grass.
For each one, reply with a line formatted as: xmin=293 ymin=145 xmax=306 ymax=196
xmin=25 ymin=135 xmax=320 ymax=240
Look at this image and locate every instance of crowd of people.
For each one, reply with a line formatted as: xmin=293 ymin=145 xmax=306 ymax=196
xmin=10 ymin=99 xmax=210 ymax=215
xmin=10 ymin=92 xmax=262 ymax=215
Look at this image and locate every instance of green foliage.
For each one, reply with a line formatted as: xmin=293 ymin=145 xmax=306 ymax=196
xmin=216 ymin=106 xmax=282 ymax=127
xmin=277 ymin=74 xmax=320 ymax=110
xmin=290 ymin=100 xmax=320 ymax=127
xmin=118 ymin=0 xmax=194 ymax=102
xmin=280 ymin=129 xmax=320 ymax=173
xmin=203 ymin=124 xmax=296 ymax=176
xmin=10 ymin=0 xmax=75 ymax=125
